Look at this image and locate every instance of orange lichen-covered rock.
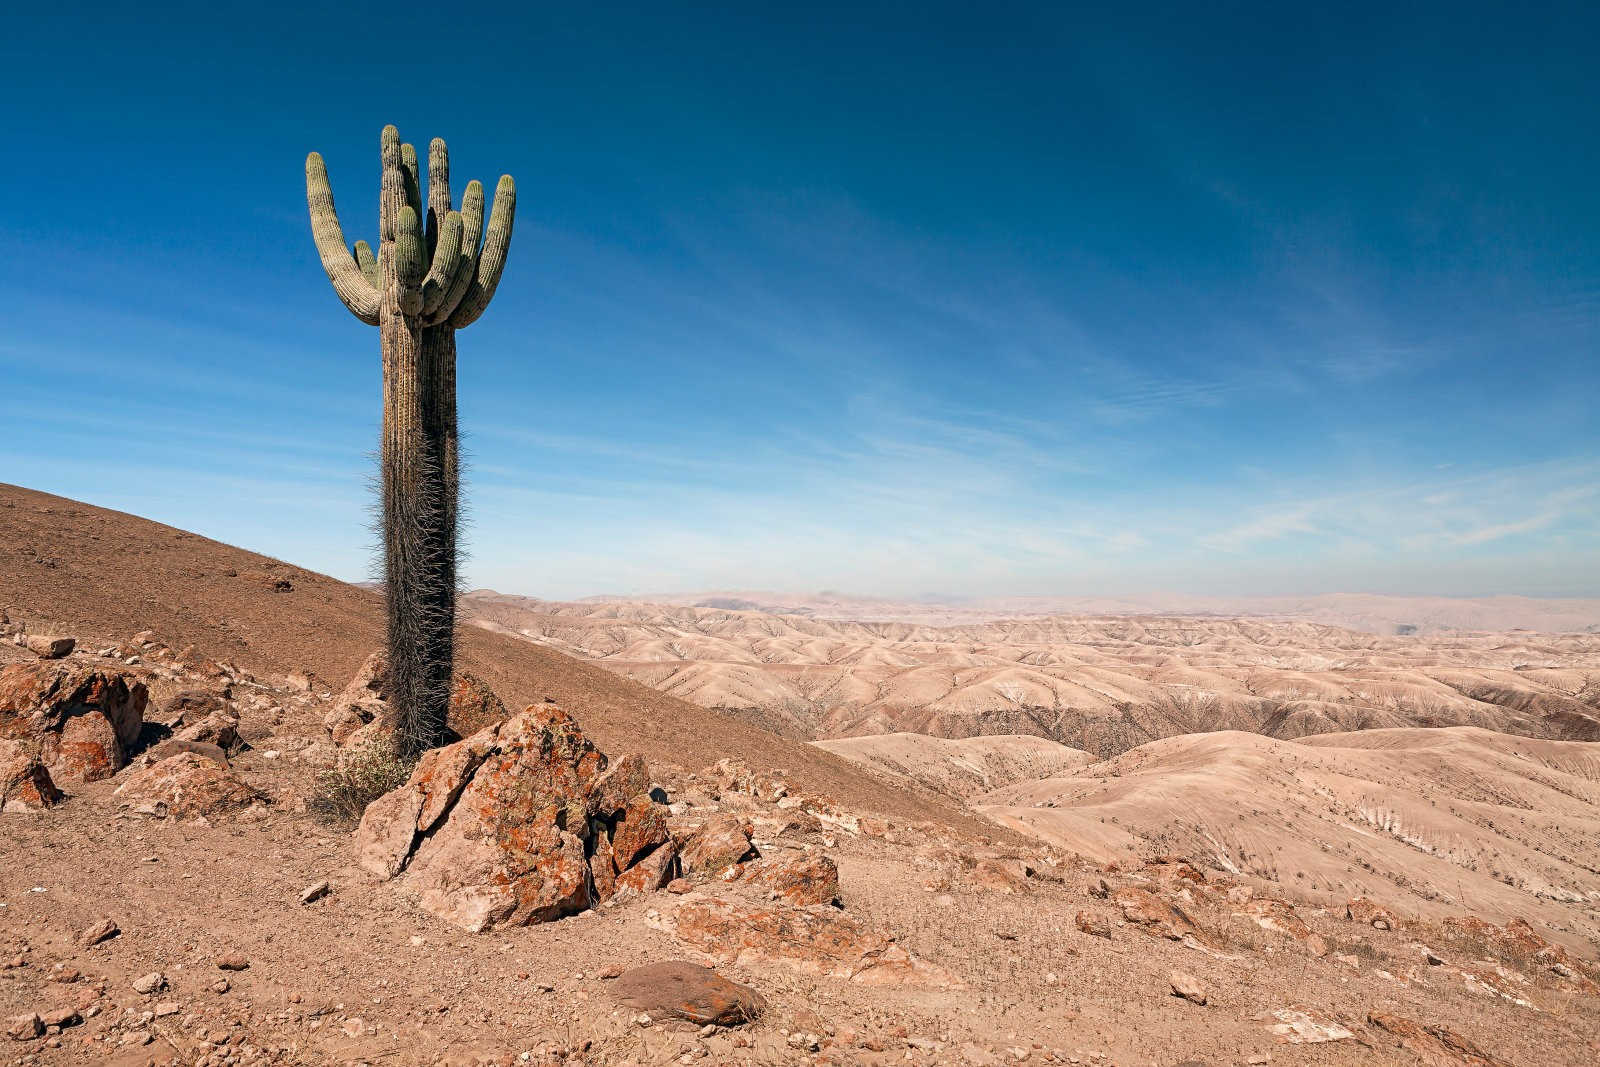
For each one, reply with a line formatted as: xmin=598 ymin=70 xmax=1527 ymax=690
xmin=612 ymin=793 xmax=670 ymax=870
xmin=112 ymin=753 xmax=263 ymax=818
xmin=448 ymin=672 xmax=508 ymax=737
xmin=354 ymin=705 xmax=674 ymax=932
xmin=0 ymin=663 xmax=146 ymax=782
xmin=677 ymin=813 xmax=755 ymax=876
xmin=1 ymin=739 xmax=63 ymax=813
xmin=655 ymin=893 xmax=963 ymax=989
xmin=745 ymin=853 xmax=841 ymax=907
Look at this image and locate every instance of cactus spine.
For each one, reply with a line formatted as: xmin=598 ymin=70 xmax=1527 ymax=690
xmin=305 ymin=126 xmax=516 ymax=759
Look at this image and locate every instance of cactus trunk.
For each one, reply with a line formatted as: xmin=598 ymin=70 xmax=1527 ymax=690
xmin=306 ymin=127 xmax=515 ymax=761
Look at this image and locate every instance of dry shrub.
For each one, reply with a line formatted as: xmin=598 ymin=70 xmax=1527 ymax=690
xmin=308 ymin=742 xmax=415 ymax=825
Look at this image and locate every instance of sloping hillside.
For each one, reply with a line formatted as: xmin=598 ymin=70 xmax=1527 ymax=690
xmin=977 ymin=727 xmax=1600 ymax=952
xmin=812 ymin=732 xmax=1095 ymax=798
xmin=0 ymin=483 xmax=976 ymax=827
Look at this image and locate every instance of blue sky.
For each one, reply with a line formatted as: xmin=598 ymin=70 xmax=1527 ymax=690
xmin=2 ymin=2 xmax=1596 ymax=598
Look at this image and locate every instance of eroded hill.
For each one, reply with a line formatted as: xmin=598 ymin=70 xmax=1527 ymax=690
xmin=463 ymin=591 xmax=1600 ymax=756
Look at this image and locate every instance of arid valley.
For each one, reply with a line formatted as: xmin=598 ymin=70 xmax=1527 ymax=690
xmin=4 ymin=483 xmax=1599 ymax=1066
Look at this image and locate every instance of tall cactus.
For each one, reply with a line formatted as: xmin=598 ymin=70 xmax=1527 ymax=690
xmin=305 ymin=126 xmax=516 ymax=759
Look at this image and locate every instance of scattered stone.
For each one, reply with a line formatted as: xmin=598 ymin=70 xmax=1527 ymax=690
xmin=6 ymin=1013 xmax=42 ymax=1041
xmin=612 ymin=961 xmax=766 ymax=1026
xmin=113 ymin=752 xmax=263 ymax=818
xmin=77 ymin=918 xmax=119 ymax=946
xmin=152 ymin=1001 xmax=180 ymax=1018
xmin=1113 ymin=886 xmax=1197 ymax=941
xmin=744 ymin=853 xmax=841 ymax=907
xmin=131 ymin=972 xmax=166 ymax=995
xmin=299 ymin=880 xmax=331 ymax=905
xmin=1345 ymin=897 xmax=1395 ymax=930
xmin=1367 ymin=1011 xmax=1511 ymax=1065
xmin=1169 ymin=970 xmax=1206 ymax=1005
xmin=0 ymin=739 xmax=64 ymax=814
xmin=677 ymin=814 xmax=756 ymax=876
xmin=1268 ymin=1009 xmax=1356 ymax=1044
xmin=24 ymin=635 xmax=75 ymax=659
xmin=37 ymin=1007 xmax=78 ymax=1028
xmin=655 ymin=893 xmax=964 ymax=988
xmin=1074 ymin=911 xmax=1113 ymax=939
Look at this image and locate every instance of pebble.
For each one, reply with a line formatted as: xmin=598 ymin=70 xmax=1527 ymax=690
xmin=132 ymin=972 xmax=166 ymax=995
xmin=299 ymin=881 xmax=331 ymax=905
xmin=1169 ymin=970 xmax=1207 ymax=1005
xmin=77 ymin=919 xmax=119 ymax=946
xmin=216 ymin=952 xmax=250 ymax=971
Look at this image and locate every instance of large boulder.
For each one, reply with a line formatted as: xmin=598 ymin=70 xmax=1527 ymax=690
xmin=354 ymin=705 xmax=674 ymax=932
xmin=0 ymin=663 xmax=146 ymax=782
xmin=112 ymin=753 xmax=263 ymax=818
xmin=0 ymin=739 xmax=63 ymax=813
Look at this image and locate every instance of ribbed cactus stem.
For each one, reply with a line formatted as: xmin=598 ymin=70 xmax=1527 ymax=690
xmin=450 ymin=175 xmax=516 ymax=328
xmin=304 ymin=125 xmax=516 ymax=760
xmin=354 ymin=241 xmax=378 ymax=287
xmin=421 ymin=212 xmax=463 ymax=316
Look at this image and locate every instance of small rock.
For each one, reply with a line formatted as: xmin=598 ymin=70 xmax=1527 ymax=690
xmin=299 ymin=880 xmax=331 ymax=905
xmin=77 ymin=918 xmax=119 ymax=946
xmin=613 ymin=961 xmax=766 ymax=1026
xmin=1169 ymin=970 xmax=1206 ymax=1005
xmin=37 ymin=1007 xmax=78 ymax=1029
xmin=131 ymin=972 xmax=166 ymax=995
xmin=1074 ymin=911 xmax=1112 ymax=939
xmin=152 ymin=1002 xmax=180 ymax=1018
xmin=212 ymin=979 xmax=230 ymax=994
xmin=342 ymin=1017 xmax=365 ymax=1037
xmin=6 ymin=1013 xmax=43 ymax=1041
xmin=24 ymin=636 xmax=75 ymax=660
xmin=216 ymin=952 xmax=250 ymax=971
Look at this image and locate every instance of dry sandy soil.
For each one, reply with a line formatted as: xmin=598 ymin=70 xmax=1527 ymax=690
xmin=3 ymin=483 xmax=1599 ymax=1066
xmin=462 ymin=593 xmax=1600 ymax=756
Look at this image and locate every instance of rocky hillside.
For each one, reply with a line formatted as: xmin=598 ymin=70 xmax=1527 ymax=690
xmin=0 ymin=482 xmax=979 ymax=829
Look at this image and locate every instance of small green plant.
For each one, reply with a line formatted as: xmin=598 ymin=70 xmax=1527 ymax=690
xmin=308 ymin=742 xmax=417 ymax=826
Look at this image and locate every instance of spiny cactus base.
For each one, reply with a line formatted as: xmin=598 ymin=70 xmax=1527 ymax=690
xmin=306 ymin=126 xmax=515 ymax=759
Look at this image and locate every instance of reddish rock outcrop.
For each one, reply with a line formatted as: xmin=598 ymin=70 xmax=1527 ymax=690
xmin=112 ymin=753 xmax=263 ymax=818
xmin=354 ymin=705 xmax=675 ymax=932
xmin=1367 ymin=1011 xmax=1513 ymax=1066
xmin=677 ymin=813 xmax=756 ymax=876
xmin=0 ymin=739 xmax=63 ymax=814
xmin=744 ymin=853 xmax=841 ymax=907
xmin=449 ymin=672 xmax=508 ymax=736
xmin=655 ymin=893 xmax=964 ymax=988
xmin=0 ymin=663 xmax=146 ymax=782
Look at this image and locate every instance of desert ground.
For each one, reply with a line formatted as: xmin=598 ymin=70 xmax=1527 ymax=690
xmin=4 ymin=482 xmax=1599 ymax=1066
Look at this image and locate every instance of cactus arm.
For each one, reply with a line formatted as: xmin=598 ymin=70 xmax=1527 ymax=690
xmin=421 ymin=211 xmax=464 ymax=316
xmin=401 ymin=142 xmax=424 ymax=222
xmin=426 ymin=138 xmax=451 ymax=256
xmin=305 ymin=152 xmax=380 ymax=325
xmin=448 ymin=174 xmax=516 ymax=329
xmin=396 ymin=206 xmax=425 ymax=317
xmin=428 ymin=179 xmax=482 ymax=325
xmin=379 ymin=126 xmax=402 ymax=240
xmin=354 ymin=240 xmax=378 ymax=287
